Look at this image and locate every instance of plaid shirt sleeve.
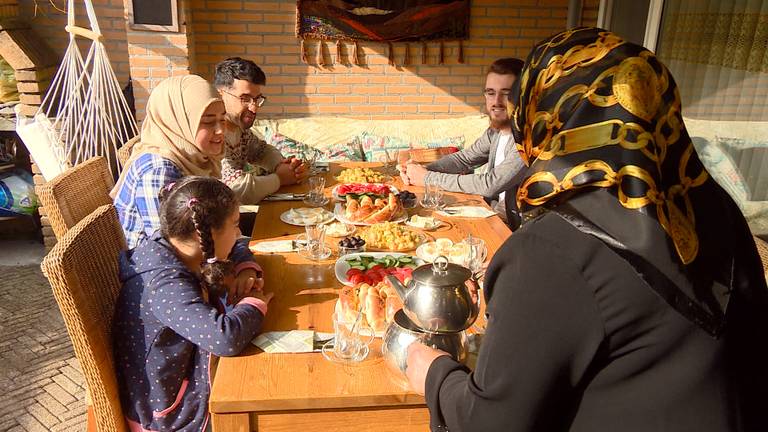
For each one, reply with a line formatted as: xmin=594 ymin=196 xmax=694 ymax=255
xmin=116 ymin=154 xmax=184 ymax=248
xmin=134 ymin=162 xmax=183 ymax=242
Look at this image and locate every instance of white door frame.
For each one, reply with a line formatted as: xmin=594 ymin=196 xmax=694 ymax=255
xmin=597 ymin=0 xmax=665 ymax=52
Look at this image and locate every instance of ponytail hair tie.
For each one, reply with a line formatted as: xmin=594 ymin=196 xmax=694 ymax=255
xmin=187 ymin=198 xmax=199 ymax=209
xmin=164 ymin=182 xmax=176 ymax=192
xmin=206 ymin=257 xmax=218 ymax=264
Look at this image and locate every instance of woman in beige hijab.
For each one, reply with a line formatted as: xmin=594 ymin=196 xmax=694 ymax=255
xmin=113 ymin=75 xmax=227 ymax=248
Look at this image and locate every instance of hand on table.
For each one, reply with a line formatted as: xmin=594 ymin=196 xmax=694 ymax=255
xmin=405 ymin=162 xmax=429 ymax=187
xmin=276 ymin=160 xmax=301 ymax=185
xmin=227 ymin=267 xmax=265 ymax=303
xmin=406 ymin=342 xmax=450 ymax=395
xmin=293 ymin=161 xmax=310 ymax=182
xmin=398 ymin=161 xmax=411 ymax=185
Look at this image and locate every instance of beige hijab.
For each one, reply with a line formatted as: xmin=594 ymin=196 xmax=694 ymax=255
xmin=111 ymin=75 xmax=223 ymax=197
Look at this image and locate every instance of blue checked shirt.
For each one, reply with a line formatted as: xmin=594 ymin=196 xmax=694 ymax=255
xmin=114 ymin=153 xmax=183 ymax=248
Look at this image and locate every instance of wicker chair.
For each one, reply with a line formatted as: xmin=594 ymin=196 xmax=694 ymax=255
xmin=41 ymin=204 xmax=128 ymax=432
xmin=37 ymin=156 xmax=115 ymax=240
xmin=117 ymin=136 xmax=139 ymax=168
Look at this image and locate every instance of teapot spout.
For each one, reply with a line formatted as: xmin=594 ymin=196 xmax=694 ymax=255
xmin=385 ymin=274 xmax=409 ymax=301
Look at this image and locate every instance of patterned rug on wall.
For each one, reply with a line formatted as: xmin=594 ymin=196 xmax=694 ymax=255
xmin=296 ymin=0 xmax=470 ymax=66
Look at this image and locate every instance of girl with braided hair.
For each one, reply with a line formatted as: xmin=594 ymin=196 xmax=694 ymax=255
xmin=113 ymin=176 xmax=273 ymax=431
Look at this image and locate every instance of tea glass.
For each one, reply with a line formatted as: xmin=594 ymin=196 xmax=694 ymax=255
xmin=304 ymin=224 xmax=330 ymax=260
xmin=421 ymin=178 xmax=444 ymax=209
xmin=325 ymin=311 xmax=375 ymax=361
xmin=305 ymin=176 xmax=327 ymax=206
xmin=300 ymin=147 xmax=319 ymax=175
xmin=462 ymin=236 xmax=488 ymax=277
xmin=382 ymin=148 xmax=400 ymax=175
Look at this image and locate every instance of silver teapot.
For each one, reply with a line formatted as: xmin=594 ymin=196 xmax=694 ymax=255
xmin=382 ymin=309 xmax=467 ymax=375
xmin=386 ymin=255 xmax=480 ymax=333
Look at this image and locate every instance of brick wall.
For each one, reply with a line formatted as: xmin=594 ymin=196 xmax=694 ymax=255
xmin=21 ymin=0 xmax=603 ymax=122
xmin=20 ymin=0 xmax=130 ymax=84
xmin=188 ymin=0 xmax=576 ymax=120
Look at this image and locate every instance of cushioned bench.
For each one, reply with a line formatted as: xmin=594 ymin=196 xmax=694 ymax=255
xmin=251 ymin=114 xmax=489 ymax=164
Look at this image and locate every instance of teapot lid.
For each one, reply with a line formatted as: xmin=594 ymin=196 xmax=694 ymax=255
xmin=412 ymin=255 xmax=472 ymax=286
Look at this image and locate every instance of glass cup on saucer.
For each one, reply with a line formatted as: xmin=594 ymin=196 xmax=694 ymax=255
xmin=322 ymin=311 xmax=375 ymax=363
xmin=303 ymin=175 xmax=329 ymax=207
xmin=299 ymin=224 xmax=331 ymax=260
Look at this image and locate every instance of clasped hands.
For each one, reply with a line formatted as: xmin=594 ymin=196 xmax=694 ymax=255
xmin=276 ymin=157 xmax=310 ymax=186
xmin=225 ymin=265 xmax=274 ymax=306
xmin=398 ymin=160 xmax=429 ymax=187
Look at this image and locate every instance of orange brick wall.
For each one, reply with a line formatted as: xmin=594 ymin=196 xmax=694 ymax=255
xmin=24 ymin=0 xmax=603 ymax=121
xmin=189 ymin=0 xmax=574 ymax=120
xmin=22 ymin=0 xmax=130 ymax=84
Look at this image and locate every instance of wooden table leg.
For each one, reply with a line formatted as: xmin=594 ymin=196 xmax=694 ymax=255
xmin=211 ymin=413 xmax=250 ymax=432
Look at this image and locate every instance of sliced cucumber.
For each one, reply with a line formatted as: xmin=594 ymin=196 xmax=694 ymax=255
xmin=350 ymin=265 xmax=367 ymax=271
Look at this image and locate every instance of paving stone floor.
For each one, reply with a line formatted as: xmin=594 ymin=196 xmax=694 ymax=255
xmin=0 ymin=264 xmax=87 ymax=432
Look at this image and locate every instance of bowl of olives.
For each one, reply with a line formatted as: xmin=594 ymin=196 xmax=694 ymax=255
xmin=338 ymin=236 xmax=366 ymax=256
xmin=397 ymin=190 xmax=418 ymax=209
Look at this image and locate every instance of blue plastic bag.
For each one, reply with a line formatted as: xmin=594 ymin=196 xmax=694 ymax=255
xmin=0 ymin=170 xmax=38 ymax=217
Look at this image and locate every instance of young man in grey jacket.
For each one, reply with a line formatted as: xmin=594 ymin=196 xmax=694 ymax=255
xmin=401 ymin=58 xmax=526 ymax=222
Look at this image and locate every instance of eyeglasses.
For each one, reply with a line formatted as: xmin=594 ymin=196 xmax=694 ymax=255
xmin=483 ymin=89 xmax=512 ymax=98
xmin=221 ymin=89 xmax=267 ymax=107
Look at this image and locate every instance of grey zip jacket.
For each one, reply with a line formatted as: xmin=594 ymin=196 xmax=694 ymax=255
xmin=425 ymin=127 xmax=526 ymax=218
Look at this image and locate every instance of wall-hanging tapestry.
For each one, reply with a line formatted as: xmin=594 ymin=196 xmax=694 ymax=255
xmin=296 ymin=0 xmax=470 ymax=67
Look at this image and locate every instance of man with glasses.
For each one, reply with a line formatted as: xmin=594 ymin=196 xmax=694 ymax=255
xmin=215 ymin=57 xmax=307 ymax=204
xmin=401 ymin=58 xmax=526 ymax=223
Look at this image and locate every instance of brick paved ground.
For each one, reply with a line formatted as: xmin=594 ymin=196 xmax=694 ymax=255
xmin=0 ymin=265 xmax=87 ymax=432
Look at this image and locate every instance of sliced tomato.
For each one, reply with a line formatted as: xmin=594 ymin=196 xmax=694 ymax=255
xmin=346 ymin=268 xmax=363 ymax=276
xmin=349 ymin=274 xmax=365 ymax=285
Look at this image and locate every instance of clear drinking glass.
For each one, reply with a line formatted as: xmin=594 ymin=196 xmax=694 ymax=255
xmin=422 ymin=178 xmax=444 ymax=209
xmin=463 ymin=236 xmax=488 ymax=276
xmin=306 ymin=175 xmax=326 ymax=206
xmin=301 ymin=146 xmax=319 ymax=175
xmin=383 ymin=148 xmax=400 ymax=175
xmin=305 ymin=223 xmax=327 ymax=259
xmin=331 ymin=311 xmax=374 ymax=361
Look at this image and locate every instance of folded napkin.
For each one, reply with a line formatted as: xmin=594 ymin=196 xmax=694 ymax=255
xmin=252 ymin=330 xmax=334 ymax=353
xmin=250 ymin=240 xmax=301 ymax=253
xmin=436 ymin=206 xmax=497 ymax=218
xmin=239 ymin=205 xmax=260 ymax=213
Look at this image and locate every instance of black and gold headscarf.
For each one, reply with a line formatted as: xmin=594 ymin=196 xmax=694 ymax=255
xmin=508 ymin=28 xmax=765 ymax=337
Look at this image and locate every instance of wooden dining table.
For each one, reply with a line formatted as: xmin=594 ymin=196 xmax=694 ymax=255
xmin=210 ymin=162 xmax=512 ymax=432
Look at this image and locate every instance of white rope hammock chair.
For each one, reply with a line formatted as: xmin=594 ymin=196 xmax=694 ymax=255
xmin=16 ymin=0 xmax=138 ymax=181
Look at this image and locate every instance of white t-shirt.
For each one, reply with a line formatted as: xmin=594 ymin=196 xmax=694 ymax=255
xmin=494 ymin=133 xmax=512 ymax=202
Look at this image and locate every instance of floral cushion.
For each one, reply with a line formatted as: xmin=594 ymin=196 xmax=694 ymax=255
xmin=262 ymin=126 xmax=365 ymax=162
xmin=357 ymin=132 xmax=465 ymax=163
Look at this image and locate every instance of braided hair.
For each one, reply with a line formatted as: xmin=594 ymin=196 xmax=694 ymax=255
xmin=159 ymin=176 xmax=238 ymax=301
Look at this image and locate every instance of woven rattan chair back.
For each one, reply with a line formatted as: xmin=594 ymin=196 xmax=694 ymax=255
xmin=117 ymin=136 xmax=139 ymax=168
xmin=41 ymin=204 xmax=128 ymax=432
xmin=37 ymin=156 xmax=115 ymax=240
